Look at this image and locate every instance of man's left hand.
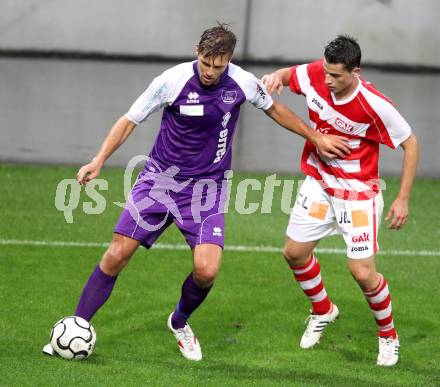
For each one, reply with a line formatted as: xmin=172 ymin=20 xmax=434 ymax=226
xmin=385 ymin=198 xmax=409 ymax=230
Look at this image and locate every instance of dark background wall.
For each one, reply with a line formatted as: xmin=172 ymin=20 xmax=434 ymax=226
xmin=1 ymin=0 xmax=438 ymax=176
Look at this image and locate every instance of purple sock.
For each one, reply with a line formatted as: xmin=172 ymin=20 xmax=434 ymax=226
xmin=75 ymin=265 xmax=117 ymax=321
xmin=171 ymin=273 xmax=212 ymax=329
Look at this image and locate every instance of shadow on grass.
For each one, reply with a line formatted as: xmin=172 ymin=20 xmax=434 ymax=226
xmin=156 ymin=358 xmax=387 ymax=386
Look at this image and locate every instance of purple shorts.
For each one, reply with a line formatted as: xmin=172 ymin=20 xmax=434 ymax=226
xmin=114 ymin=170 xmax=227 ymax=249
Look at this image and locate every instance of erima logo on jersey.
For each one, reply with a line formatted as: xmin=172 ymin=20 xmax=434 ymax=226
xmin=187 ymin=91 xmax=200 ymax=104
xmin=222 ymin=112 xmax=231 ymax=128
xmin=214 ymin=113 xmax=230 ymax=163
xmin=335 ymin=117 xmax=354 ymax=132
xmin=213 ymin=227 xmax=222 ymax=237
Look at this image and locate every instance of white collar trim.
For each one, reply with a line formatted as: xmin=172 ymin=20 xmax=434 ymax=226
xmin=331 ymin=78 xmax=361 ymax=105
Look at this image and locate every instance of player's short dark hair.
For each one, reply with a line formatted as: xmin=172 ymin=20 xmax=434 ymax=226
xmin=198 ymin=22 xmax=237 ymax=58
xmin=324 ymin=35 xmax=361 ymax=71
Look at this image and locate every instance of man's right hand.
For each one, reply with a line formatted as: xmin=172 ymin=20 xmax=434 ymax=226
xmin=77 ymin=159 xmax=103 ymax=185
xmin=261 ymin=72 xmax=284 ymax=95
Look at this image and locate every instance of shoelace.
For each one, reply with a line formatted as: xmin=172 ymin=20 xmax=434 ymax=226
xmin=178 ymin=326 xmax=196 ymax=351
xmin=303 ymin=314 xmax=322 ymax=336
xmin=379 ymin=337 xmax=398 ymax=356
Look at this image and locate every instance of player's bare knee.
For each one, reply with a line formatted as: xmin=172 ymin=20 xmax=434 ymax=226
xmin=102 ymin=242 xmax=130 ymax=273
xmin=193 ymin=265 xmax=218 ymax=287
xmin=193 ymin=245 xmax=222 ymax=287
xmin=283 ymin=244 xmax=297 ymax=260
xmin=350 ymin=266 xmax=376 ymax=288
xmin=283 ymin=245 xmax=309 ymax=267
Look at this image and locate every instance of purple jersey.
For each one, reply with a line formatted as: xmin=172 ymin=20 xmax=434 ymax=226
xmin=125 ymin=61 xmax=273 ymax=181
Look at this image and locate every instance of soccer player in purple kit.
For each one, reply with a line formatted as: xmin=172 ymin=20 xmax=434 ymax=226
xmin=43 ymin=23 xmax=350 ymax=361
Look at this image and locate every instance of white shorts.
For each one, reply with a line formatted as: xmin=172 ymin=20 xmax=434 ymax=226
xmin=286 ymin=176 xmax=384 ymax=259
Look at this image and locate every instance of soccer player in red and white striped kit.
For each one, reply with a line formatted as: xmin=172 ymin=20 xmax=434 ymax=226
xmin=262 ymin=35 xmax=419 ymax=366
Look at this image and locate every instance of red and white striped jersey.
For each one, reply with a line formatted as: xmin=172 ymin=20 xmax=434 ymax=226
xmin=290 ymin=59 xmax=411 ymax=200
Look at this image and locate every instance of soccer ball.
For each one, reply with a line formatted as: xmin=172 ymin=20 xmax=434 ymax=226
xmin=50 ymin=316 xmax=96 ymax=360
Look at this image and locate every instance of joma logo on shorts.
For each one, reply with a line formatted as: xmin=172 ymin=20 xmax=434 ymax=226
xmin=351 ymin=245 xmax=368 ymax=252
xmin=351 ymin=232 xmax=370 ymax=243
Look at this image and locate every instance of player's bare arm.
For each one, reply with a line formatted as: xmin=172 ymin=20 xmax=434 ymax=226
xmin=265 ymin=100 xmax=351 ymax=159
xmin=261 ymin=67 xmax=291 ymax=95
xmin=386 ymin=133 xmax=419 ymax=230
xmin=77 ymin=116 xmax=137 ymax=185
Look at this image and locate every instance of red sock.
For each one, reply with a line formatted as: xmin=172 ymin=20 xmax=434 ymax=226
xmin=291 ymin=255 xmax=332 ymax=315
xmin=364 ymin=275 xmax=397 ymax=339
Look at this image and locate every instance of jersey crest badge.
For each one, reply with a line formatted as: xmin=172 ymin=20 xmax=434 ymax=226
xmin=221 ymin=90 xmax=237 ymax=104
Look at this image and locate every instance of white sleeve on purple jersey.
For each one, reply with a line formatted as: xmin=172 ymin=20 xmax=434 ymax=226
xmin=228 ymin=63 xmax=274 ymax=111
xmin=125 ymin=62 xmax=194 ymax=125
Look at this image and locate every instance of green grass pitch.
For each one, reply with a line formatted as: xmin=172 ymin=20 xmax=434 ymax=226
xmin=0 ymin=163 xmax=439 ymax=386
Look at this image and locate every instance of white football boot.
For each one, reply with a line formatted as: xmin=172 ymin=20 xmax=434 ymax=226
xmin=167 ymin=313 xmax=202 ymax=361
xmin=377 ymin=336 xmax=400 ymax=366
xmin=42 ymin=343 xmax=55 ymax=356
xmin=300 ymin=304 xmax=339 ymax=349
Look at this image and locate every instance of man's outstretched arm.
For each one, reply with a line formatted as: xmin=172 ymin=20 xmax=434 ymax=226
xmin=77 ymin=116 xmax=137 ymax=185
xmin=264 ymin=100 xmax=351 ymax=159
xmin=385 ymin=133 xmax=419 ymax=229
